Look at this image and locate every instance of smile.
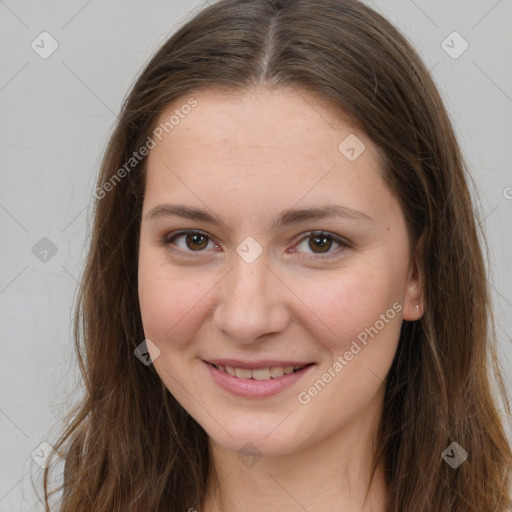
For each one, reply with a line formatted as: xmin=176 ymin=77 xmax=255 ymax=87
xmin=211 ymin=363 xmax=308 ymax=380
xmin=203 ymin=360 xmax=315 ymax=398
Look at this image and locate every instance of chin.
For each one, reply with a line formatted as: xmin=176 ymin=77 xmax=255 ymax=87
xmin=205 ymin=414 xmax=314 ymax=460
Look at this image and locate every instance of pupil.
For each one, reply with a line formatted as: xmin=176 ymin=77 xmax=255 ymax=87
xmin=187 ymin=233 xmax=208 ymax=250
xmin=309 ymin=235 xmax=331 ymax=253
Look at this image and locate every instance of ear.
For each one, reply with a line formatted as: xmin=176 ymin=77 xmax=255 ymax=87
xmin=402 ymin=230 xmax=425 ymax=321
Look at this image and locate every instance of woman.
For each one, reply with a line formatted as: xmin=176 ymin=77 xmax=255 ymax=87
xmin=43 ymin=0 xmax=512 ymax=510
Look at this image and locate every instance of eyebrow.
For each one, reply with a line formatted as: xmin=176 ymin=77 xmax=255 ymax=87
xmin=145 ymin=203 xmax=373 ymax=229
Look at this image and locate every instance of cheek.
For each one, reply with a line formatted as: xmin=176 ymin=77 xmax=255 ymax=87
xmin=294 ymin=266 xmax=402 ymax=355
xmin=291 ymin=269 xmax=403 ymax=430
xmin=137 ymin=251 xmax=209 ymax=351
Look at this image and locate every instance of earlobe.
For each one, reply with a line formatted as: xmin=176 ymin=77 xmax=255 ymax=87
xmin=402 ymin=231 xmax=425 ymax=321
xmin=403 ymin=265 xmax=423 ymax=320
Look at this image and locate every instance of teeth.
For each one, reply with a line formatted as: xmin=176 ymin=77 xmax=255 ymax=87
xmin=252 ymin=367 xmax=271 ymax=380
xmin=270 ymin=366 xmax=284 ymax=378
xmin=235 ymin=368 xmax=252 ymax=379
xmin=214 ymin=364 xmax=307 ymax=380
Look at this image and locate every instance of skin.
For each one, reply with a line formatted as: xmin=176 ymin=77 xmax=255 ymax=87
xmin=138 ymin=86 xmax=424 ymax=512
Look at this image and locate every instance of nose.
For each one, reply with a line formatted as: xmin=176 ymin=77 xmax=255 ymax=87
xmin=212 ymin=254 xmax=290 ymax=344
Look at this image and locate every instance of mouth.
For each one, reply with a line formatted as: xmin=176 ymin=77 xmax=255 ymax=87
xmin=203 ymin=360 xmax=316 ymax=398
xmin=208 ymin=362 xmax=312 ymax=381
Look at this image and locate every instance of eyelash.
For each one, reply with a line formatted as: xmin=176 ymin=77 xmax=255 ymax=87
xmin=161 ymin=229 xmax=352 ymax=261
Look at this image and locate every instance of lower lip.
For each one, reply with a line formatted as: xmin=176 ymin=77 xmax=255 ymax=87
xmin=203 ymin=361 xmax=315 ymax=398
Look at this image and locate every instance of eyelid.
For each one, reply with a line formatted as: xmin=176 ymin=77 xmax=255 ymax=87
xmin=289 ymin=231 xmax=352 ymax=260
xmin=161 ymin=229 xmax=352 ymax=259
xmin=162 ymin=229 xmax=219 ymax=257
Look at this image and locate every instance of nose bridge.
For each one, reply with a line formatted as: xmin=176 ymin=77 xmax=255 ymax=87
xmin=212 ymin=253 xmax=288 ymax=342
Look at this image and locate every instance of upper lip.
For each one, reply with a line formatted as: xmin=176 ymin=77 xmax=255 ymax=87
xmin=204 ymin=359 xmax=313 ymax=370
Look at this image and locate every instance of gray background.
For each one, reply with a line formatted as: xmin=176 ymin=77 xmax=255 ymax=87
xmin=1 ymin=1 xmax=511 ymax=510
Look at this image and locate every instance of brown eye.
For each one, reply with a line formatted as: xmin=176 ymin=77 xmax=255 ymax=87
xmin=185 ymin=232 xmax=209 ymax=251
xmin=308 ymin=234 xmax=333 ymax=253
xmin=293 ymin=231 xmax=350 ymax=260
xmin=163 ymin=230 xmax=216 ymax=255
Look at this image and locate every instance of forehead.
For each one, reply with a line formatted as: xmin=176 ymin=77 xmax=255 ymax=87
xmin=153 ymin=86 xmax=371 ymax=155
xmin=144 ymin=86 xmax=394 ymax=226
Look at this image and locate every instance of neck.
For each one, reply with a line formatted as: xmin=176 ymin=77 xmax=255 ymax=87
xmin=202 ymin=387 xmax=388 ymax=512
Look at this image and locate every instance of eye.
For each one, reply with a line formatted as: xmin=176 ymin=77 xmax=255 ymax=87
xmin=291 ymin=231 xmax=351 ymax=260
xmin=162 ymin=230 xmax=219 ymax=256
xmin=161 ymin=229 xmax=351 ymax=260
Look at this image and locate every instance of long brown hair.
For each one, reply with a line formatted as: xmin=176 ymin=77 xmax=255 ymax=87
xmin=42 ymin=0 xmax=512 ymax=510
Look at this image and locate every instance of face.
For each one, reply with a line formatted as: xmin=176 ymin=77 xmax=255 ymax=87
xmin=138 ymin=86 xmax=423 ymax=458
